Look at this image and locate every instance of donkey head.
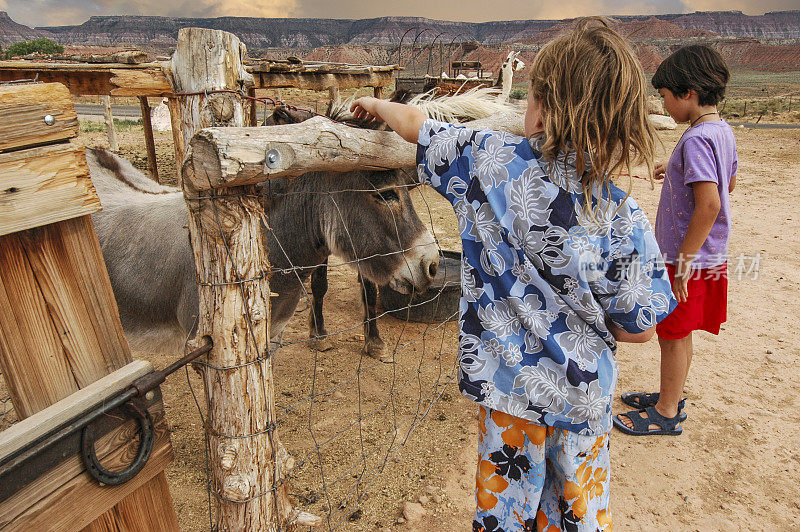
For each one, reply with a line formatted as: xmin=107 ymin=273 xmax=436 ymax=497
xmin=317 ymin=168 xmax=438 ymax=294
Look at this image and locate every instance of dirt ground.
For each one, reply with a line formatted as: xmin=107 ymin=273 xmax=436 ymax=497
xmin=75 ymin=120 xmax=800 ymax=531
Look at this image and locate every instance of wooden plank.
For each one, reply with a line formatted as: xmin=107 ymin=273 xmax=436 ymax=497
xmin=0 ymin=143 xmax=101 ymax=237
xmin=0 ymin=209 xmax=178 ymax=529
xmin=0 ymin=233 xmax=77 ymax=417
xmin=1 ymin=408 xmax=175 ymax=531
xmin=0 ymin=360 xmax=152 ymax=460
xmin=18 ymin=216 xmax=132 ymax=385
xmin=0 ymin=61 xmax=396 ymax=97
xmin=0 ymin=401 xmax=165 ymax=523
xmin=185 ymin=112 xmax=525 ymax=191
xmin=109 ymin=67 xmax=172 ymax=97
xmin=83 ymin=473 xmax=178 ymax=532
xmin=0 ymin=69 xmax=113 ymax=96
xmin=0 ymin=61 xmax=160 ymax=72
xmin=0 ymin=63 xmax=170 ymax=97
xmin=0 ymin=83 xmax=77 ymax=153
xmin=138 ymin=97 xmax=159 ymax=182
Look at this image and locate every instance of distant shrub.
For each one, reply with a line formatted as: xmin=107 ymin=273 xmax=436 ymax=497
xmin=509 ymin=85 xmax=528 ymax=100
xmin=80 ymin=118 xmax=142 ymax=133
xmin=4 ymin=38 xmax=64 ymax=59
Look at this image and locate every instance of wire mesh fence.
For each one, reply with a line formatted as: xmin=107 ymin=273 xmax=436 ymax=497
xmin=185 ymin=164 xmax=466 ymax=529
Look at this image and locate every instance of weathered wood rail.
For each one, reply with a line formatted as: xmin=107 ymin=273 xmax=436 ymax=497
xmin=184 ymin=111 xmax=524 ymax=190
xmin=0 ymin=54 xmax=399 ymax=185
xmin=0 ymin=82 xmax=179 ymax=531
xmin=0 ymin=59 xmax=399 ymax=97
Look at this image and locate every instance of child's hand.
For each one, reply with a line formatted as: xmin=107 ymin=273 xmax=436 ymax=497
xmin=672 ymin=270 xmax=690 ymax=303
xmin=350 ymin=97 xmax=381 ymax=123
xmin=654 ymin=161 xmax=666 ymax=181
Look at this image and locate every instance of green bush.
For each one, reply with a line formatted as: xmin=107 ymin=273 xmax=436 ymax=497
xmin=509 ymin=85 xmax=528 ymax=100
xmin=80 ymin=118 xmax=142 ymax=133
xmin=4 ymin=38 xmax=64 ymax=59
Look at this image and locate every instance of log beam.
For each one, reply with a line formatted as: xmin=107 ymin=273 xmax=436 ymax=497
xmin=184 ymin=112 xmax=525 ymax=191
xmin=251 ymin=70 xmax=394 ymax=91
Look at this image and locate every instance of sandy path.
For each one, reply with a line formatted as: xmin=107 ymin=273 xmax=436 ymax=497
xmin=410 ymin=126 xmax=800 ymax=531
xmin=76 ymin=124 xmax=799 ymax=531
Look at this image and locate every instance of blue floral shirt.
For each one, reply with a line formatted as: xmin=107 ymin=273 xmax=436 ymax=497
xmin=416 ymin=120 xmax=676 ymax=435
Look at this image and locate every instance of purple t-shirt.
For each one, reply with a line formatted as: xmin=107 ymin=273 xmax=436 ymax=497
xmin=655 ymin=121 xmax=737 ymax=268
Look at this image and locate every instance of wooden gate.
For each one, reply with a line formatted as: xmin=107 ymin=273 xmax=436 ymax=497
xmin=0 ymin=82 xmax=179 ymax=531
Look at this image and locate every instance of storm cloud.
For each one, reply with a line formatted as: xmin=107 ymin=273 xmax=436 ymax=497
xmin=1 ymin=0 xmax=797 ymax=28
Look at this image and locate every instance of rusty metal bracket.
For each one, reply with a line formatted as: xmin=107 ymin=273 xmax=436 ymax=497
xmin=0 ymin=337 xmax=213 ymax=498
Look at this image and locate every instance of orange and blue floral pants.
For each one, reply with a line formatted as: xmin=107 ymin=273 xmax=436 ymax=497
xmin=474 ymin=407 xmax=612 ymax=532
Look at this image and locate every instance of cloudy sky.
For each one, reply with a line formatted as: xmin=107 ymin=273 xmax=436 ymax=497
xmin=1 ymin=0 xmax=795 ymax=28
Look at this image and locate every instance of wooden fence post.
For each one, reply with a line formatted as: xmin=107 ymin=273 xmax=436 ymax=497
xmin=328 ymin=86 xmax=340 ymax=107
xmin=138 ymin=96 xmax=159 ymax=183
xmin=101 ymin=95 xmax=118 ymax=152
xmin=166 ymin=27 xmax=296 ymax=530
xmin=165 ymin=97 xmax=185 ymax=182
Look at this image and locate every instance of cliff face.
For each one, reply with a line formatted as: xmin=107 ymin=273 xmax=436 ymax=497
xmin=663 ymin=11 xmax=800 ymax=40
xmin=36 ymin=15 xmax=562 ymax=49
xmin=0 ymin=11 xmax=52 ymax=44
xmin=2 ymin=10 xmax=798 ymax=72
xmin=26 ymin=11 xmax=800 ymax=50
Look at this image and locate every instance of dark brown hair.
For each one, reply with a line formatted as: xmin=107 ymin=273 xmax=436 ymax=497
xmin=652 ymin=44 xmax=729 ymax=106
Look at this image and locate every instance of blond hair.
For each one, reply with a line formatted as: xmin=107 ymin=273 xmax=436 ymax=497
xmin=529 ymin=17 xmax=655 ymax=221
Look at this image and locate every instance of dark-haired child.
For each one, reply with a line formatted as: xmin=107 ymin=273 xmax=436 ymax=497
xmin=615 ymin=44 xmax=738 ymax=436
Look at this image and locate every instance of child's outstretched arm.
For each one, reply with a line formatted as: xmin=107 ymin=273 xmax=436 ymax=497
xmin=350 ymin=97 xmax=426 ymax=144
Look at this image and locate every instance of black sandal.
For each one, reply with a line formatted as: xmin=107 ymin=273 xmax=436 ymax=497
xmin=621 ymin=391 xmax=686 ymax=420
xmin=613 ymin=406 xmax=684 ymax=436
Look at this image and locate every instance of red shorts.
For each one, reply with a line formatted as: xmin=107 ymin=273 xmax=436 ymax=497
xmin=656 ymin=263 xmax=728 ymax=340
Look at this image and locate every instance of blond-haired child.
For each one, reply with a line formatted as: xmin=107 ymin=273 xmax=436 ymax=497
xmin=352 ymin=18 xmax=676 ymax=531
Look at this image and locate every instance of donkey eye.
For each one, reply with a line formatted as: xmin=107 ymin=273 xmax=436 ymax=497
xmin=372 ymin=189 xmax=400 ymax=204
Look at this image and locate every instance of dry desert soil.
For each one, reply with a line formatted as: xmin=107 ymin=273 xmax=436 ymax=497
xmin=75 ymin=119 xmax=800 ymax=531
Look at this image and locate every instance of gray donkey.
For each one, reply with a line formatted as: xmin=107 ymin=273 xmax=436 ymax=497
xmin=87 ymin=147 xmax=439 ymax=360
